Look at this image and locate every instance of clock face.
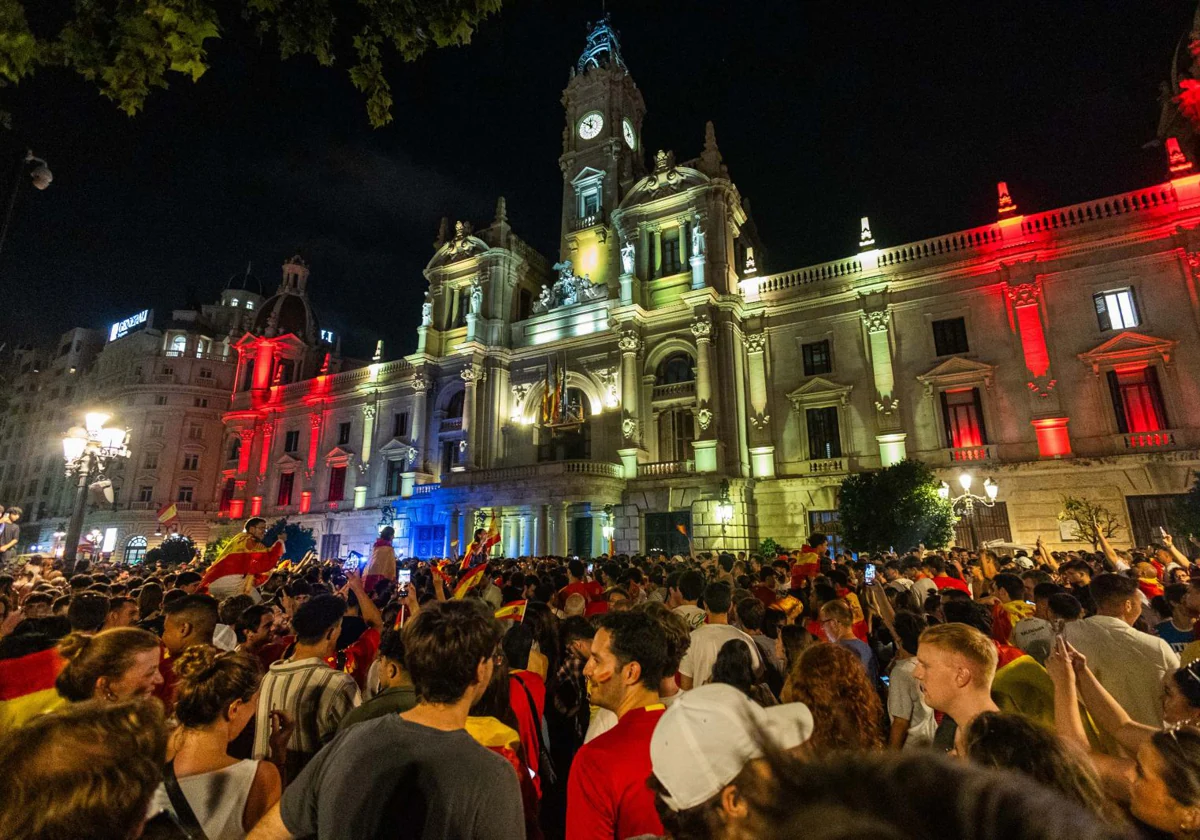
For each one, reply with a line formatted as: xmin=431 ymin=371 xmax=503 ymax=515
xmin=578 ymin=111 xmax=604 ymax=140
xmin=622 ymin=119 xmax=636 ymax=150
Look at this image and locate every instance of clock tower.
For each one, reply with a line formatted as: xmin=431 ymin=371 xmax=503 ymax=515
xmin=559 ymin=15 xmax=646 ymax=289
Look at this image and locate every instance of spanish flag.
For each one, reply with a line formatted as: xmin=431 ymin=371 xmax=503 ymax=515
xmin=495 ymin=600 xmax=527 ymax=622
xmin=157 ymin=502 xmax=179 ymax=525
xmin=199 ymin=532 xmax=285 ymax=590
xmin=0 ymin=648 xmax=66 ymax=732
xmin=454 ymin=516 xmax=501 ymax=599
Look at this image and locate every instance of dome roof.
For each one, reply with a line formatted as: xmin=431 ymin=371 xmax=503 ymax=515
xmin=253 ymin=290 xmax=319 ymax=341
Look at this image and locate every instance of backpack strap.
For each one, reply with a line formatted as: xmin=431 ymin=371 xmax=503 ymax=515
xmin=163 ymin=760 xmax=209 ymax=840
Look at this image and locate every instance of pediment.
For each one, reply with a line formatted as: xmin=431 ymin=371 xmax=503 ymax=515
xmin=426 ymin=235 xmax=491 ymax=270
xmin=916 ymin=356 xmax=996 ymax=394
xmin=324 ymin=446 xmax=356 ymax=465
xmin=274 ymin=453 xmax=301 ymax=469
xmin=619 ymin=165 xmax=710 ymax=209
xmin=379 ymin=438 xmax=418 ymax=463
xmin=787 ymin=376 xmax=853 ymax=407
xmin=1078 ymin=331 xmax=1178 ymax=374
xmin=571 ymin=166 xmax=607 ymax=186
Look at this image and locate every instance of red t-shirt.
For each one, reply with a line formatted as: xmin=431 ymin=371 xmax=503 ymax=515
xmin=509 ymin=670 xmax=546 ymax=797
xmin=567 ymin=705 xmax=665 ymax=840
xmin=932 ymin=574 xmax=971 ymax=594
xmin=557 ymin=581 xmax=604 ymax=609
xmin=752 ymin=584 xmax=777 ymax=608
xmin=335 ymin=627 xmax=380 ymax=693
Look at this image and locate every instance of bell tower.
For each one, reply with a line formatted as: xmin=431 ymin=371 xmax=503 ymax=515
xmin=559 ymin=15 xmax=646 ymax=289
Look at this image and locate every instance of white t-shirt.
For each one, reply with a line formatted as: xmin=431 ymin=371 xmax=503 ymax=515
xmin=1063 ymin=615 xmax=1180 ymax=727
xmin=679 ymin=623 xmax=762 ymax=687
xmin=672 ymin=604 xmax=706 ymax=631
xmin=887 ymin=657 xmax=936 ymax=749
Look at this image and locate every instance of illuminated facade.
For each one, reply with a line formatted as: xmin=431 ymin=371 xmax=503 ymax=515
xmin=217 ymin=18 xmax=1200 ymax=559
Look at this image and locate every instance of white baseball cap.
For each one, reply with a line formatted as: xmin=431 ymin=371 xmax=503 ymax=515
xmin=649 ymin=683 xmax=813 ymax=811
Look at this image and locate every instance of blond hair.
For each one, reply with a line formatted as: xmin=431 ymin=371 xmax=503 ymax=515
xmin=56 ymin=627 xmax=161 ymax=702
xmin=919 ymin=623 xmax=998 ymax=684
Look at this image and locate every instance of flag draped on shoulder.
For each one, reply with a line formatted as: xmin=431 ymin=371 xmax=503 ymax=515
xmin=200 ymin=532 xmax=284 ymax=590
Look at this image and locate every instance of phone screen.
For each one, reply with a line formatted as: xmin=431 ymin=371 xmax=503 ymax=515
xmin=398 ymin=570 xmax=412 ymax=585
xmin=864 ymin=563 xmax=876 ymax=585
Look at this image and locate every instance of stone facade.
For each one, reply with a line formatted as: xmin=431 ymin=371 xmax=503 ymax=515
xmin=17 ymin=18 xmax=1200 ymax=562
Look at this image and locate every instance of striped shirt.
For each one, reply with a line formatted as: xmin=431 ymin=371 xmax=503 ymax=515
xmin=254 ymin=657 xmax=360 ymax=777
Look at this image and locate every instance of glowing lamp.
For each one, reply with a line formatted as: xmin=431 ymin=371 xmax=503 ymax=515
xmin=602 ymin=524 xmax=615 ymax=540
xmin=984 ymin=478 xmax=998 ymax=501
xmin=100 ymin=426 xmax=127 ymax=451
xmin=62 ymin=428 xmax=88 ymax=462
xmin=958 ymin=472 xmax=973 ymax=492
xmin=938 ymin=482 xmax=950 ymax=500
xmin=84 ymin=412 xmax=111 ymax=434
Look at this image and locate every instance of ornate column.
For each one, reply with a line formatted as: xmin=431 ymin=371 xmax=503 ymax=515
xmin=356 ymin=402 xmax=376 ymax=509
xmin=554 ymin=502 xmax=570 ymax=557
xmin=689 ymin=213 xmax=706 ymax=290
xmin=257 ymin=419 xmax=275 ymax=479
xmin=617 ymin=328 xmax=643 ymax=479
xmin=862 ymin=309 xmax=907 ymax=465
xmin=408 ymin=374 xmax=430 ymax=473
xmin=1007 ymin=281 xmax=1069 ymax=457
xmin=461 ymin=366 xmax=483 ymax=468
xmin=536 ymin=504 xmax=549 ymax=557
xmin=690 ymin=315 xmax=718 ymax=473
xmin=744 ymin=331 xmax=775 ymax=479
xmin=237 ymin=428 xmax=255 ymax=475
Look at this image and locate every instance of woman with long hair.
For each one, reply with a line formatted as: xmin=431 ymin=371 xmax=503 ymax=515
xmin=711 ymin=638 xmax=777 ymax=706
xmin=783 ymin=643 xmax=884 ymax=752
xmin=154 ymin=645 xmax=291 ymax=840
xmin=56 ymin=627 xmax=163 ymax=703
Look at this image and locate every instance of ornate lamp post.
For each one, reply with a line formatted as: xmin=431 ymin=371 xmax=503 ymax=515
xmin=61 ymin=411 xmax=130 ymax=570
xmin=0 ymin=150 xmax=53 ymax=257
xmin=602 ymin=504 xmax=615 ymax=555
xmin=938 ymin=472 xmax=998 ymax=549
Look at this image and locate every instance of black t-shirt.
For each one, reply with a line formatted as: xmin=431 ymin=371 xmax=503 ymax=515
xmin=0 ymin=521 xmax=19 ymax=554
xmin=280 ymin=714 xmax=524 ymax=840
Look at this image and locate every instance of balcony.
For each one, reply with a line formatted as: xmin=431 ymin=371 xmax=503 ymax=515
xmin=440 ymin=418 xmax=463 ymax=432
xmin=806 ymin=458 xmax=846 ymax=475
xmin=636 ymin=459 xmax=695 ymax=478
xmin=949 ymin=445 xmax=993 ymax=463
xmin=441 ymin=460 xmax=623 ymax=487
xmin=652 ymin=381 xmax=696 ymax=402
xmin=569 ymin=212 xmax=604 ymax=232
xmin=153 ymin=374 xmax=177 ymax=384
xmin=1123 ymin=430 xmax=1177 ymax=450
xmin=412 ymin=483 xmax=441 ymax=496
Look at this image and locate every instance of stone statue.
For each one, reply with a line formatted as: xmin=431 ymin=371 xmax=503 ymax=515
xmin=692 ymin=218 xmax=705 ymax=256
xmin=553 ymin=260 xmax=575 ymax=283
xmin=620 ymin=240 xmax=635 ymax=275
xmin=469 ymin=281 xmax=483 ymax=315
xmin=535 ymin=284 xmax=552 ymax=313
xmin=420 ymin=301 xmax=433 ymax=326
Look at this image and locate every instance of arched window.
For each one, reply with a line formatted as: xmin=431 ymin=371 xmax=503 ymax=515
xmin=446 ymin=390 xmax=465 ymax=419
xmin=124 ymin=535 xmax=148 ymax=565
xmin=656 ymin=353 xmax=695 ymax=384
xmin=169 ymin=335 xmax=187 ymax=356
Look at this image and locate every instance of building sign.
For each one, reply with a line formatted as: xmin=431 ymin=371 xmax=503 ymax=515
xmin=108 ymin=309 xmax=151 ymax=342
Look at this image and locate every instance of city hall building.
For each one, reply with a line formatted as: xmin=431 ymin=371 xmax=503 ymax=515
xmin=14 ymin=18 xmax=1200 ymax=562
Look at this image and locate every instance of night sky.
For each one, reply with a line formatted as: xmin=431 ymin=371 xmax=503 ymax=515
xmin=0 ymin=1 xmax=1191 ymax=358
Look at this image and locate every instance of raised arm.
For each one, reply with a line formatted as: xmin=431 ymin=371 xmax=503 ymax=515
xmin=1164 ymin=532 xmax=1192 ymax=568
xmin=346 ymin=572 xmax=383 ymax=631
xmin=1046 ymin=637 xmax=1089 ymax=747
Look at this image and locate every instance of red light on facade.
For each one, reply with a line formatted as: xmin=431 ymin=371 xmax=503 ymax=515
xmin=997 ymin=181 xmax=1018 ymax=217
xmin=299 ymin=491 xmax=312 ymax=514
xmin=229 ymin=498 xmax=246 ymax=519
xmin=1032 ymin=418 xmax=1071 ymax=458
xmin=1015 ymin=303 xmax=1050 ymax=378
xmin=1167 ymin=137 xmax=1194 ymax=176
xmin=250 ymin=495 xmax=263 ymax=516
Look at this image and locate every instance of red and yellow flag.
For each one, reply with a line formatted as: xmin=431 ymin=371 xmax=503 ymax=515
xmin=495 ymin=600 xmax=527 ymax=622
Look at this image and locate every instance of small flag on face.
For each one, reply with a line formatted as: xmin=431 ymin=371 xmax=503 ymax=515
xmin=495 ymin=600 xmax=527 ymax=622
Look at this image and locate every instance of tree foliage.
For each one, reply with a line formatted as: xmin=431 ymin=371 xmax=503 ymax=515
xmin=1171 ymin=478 xmax=1200 ymax=542
xmin=1057 ymin=496 xmax=1121 ymax=550
xmin=144 ymin=534 xmax=196 ymax=568
xmin=0 ymin=0 xmax=502 ymax=127
xmin=837 ymin=460 xmax=956 ymax=554
xmin=264 ymin=517 xmax=315 ymax=563
xmin=758 ymin=537 xmax=781 ymax=559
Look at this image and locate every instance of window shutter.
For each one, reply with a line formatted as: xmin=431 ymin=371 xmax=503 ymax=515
xmin=1106 ymin=370 xmax=1128 ymax=434
xmin=806 ymin=408 xmax=820 ymax=460
xmin=939 ymin=391 xmax=954 ymax=448
xmin=971 ymin=388 xmax=988 ymax=445
xmin=1094 ymin=294 xmax=1111 ymax=331
xmin=826 ymin=407 xmax=842 ymax=458
xmin=1145 ymin=365 xmax=1169 ymax=429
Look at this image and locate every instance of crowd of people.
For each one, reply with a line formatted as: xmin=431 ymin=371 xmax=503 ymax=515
xmin=2 ymin=511 xmax=1200 ymax=839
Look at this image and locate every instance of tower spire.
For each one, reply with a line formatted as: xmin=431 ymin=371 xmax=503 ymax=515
xmin=699 ymin=121 xmax=724 ymax=177
xmin=577 ymin=14 xmax=625 ymax=74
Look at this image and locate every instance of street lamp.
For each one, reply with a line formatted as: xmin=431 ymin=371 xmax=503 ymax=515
xmin=602 ymin=504 xmax=615 ymax=555
xmin=0 ymin=149 xmax=53 ymax=256
xmin=939 ymin=472 xmax=998 ymax=547
xmin=62 ymin=410 xmax=130 ymax=571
